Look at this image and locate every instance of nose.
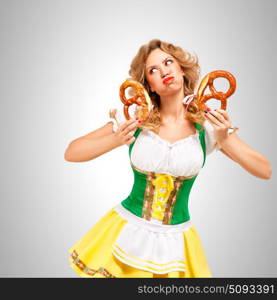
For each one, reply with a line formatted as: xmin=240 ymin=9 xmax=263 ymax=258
xmin=160 ymin=66 xmax=169 ymax=78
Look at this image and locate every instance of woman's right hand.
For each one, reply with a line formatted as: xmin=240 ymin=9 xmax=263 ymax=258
xmin=114 ymin=118 xmax=141 ymax=146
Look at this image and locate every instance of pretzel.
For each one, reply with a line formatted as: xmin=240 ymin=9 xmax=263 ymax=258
xmin=195 ymin=70 xmax=236 ymax=111
xmin=119 ymin=79 xmax=153 ymax=121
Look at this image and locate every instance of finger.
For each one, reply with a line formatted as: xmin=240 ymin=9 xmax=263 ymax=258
xmin=215 ymin=109 xmax=230 ymax=122
xmin=129 ymin=129 xmax=136 ymax=135
xmin=204 ymin=112 xmax=224 ymax=127
xmin=203 ymin=117 xmax=223 ymax=135
xmin=124 ymin=118 xmax=138 ymax=126
xmin=202 ymin=113 xmax=215 ymax=125
xmin=203 ymin=115 xmax=222 ymax=131
xmin=123 ymin=133 xmax=133 ymax=144
xmin=120 ymin=118 xmax=138 ymax=131
xmin=126 ymin=124 xmax=138 ymax=137
xmin=129 ymin=120 xmax=140 ymax=130
xmin=126 ymin=136 xmax=136 ymax=145
xmin=207 ymin=110 xmax=229 ymax=126
xmin=122 ymin=120 xmax=139 ymax=135
xmin=202 ymin=112 xmax=218 ymax=128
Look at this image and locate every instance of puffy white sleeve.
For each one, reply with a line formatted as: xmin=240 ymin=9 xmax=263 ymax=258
xmin=107 ymin=107 xmax=132 ymax=147
xmin=203 ymin=120 xmax=221 ymax=155
xmin=107 ymin=107 xmax=126 ymax=132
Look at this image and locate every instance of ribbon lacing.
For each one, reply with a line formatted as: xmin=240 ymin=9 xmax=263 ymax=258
xmin=182 ymin=94 xmax=196 ymax=112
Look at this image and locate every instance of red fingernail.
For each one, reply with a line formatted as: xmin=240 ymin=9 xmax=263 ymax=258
xmin=138 ymin=120 xmax=142 ymax=123
xmin=206 ymin=107 xmax=211 ymax=111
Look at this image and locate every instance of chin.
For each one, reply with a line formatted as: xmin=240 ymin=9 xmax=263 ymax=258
xmin=162 ymin=85 xmax=183 ymax=96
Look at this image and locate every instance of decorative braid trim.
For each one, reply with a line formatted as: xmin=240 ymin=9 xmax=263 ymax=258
xmin=163 ymin=179 xmax=182 ymax=225
xmin=142 ymin=172 xmax=155 ymax=221
xmin=70 ymin=250 xmax=116 ymax=278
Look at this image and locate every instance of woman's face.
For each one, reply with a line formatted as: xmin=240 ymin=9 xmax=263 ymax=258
xmin=145 ymin=48 xmax=185 ymax=97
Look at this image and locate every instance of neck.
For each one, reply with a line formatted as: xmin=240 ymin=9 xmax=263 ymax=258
xmin=159 ymin=90 xmax=186 ymax=124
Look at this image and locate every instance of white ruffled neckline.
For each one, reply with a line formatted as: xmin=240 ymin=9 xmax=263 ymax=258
xmin=146 ymin=129 xmax=199 ymax=147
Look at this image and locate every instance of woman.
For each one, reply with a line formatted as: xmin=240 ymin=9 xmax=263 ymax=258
xmin=64 ymin=39 xmax=272 ymax=278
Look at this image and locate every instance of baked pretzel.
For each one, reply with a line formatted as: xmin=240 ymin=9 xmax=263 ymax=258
xmin=195 ymin=70 xmax=236 ymax=110
xmin=119 ymin=79 xmax=153 ymax=121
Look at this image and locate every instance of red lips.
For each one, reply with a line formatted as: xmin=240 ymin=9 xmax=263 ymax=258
xmin=163 ymin=76 xmax=174 ymax=84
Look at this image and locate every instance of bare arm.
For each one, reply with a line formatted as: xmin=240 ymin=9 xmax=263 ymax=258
xmin=64 ymin=119 xmax=140 ymax=162
xmin=64 ymin=130 xmax=119 ymax=162
xmin=219 ymin=132 xmax=272 ymax=179
xmin=204 ymin=109 xmax=272 ymax=180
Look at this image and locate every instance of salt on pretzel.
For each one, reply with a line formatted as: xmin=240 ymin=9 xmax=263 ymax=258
xmin=195 ymin=70 xmax=236 ymax=111
xmin=119 ymin=78 xmax=153 ymax=121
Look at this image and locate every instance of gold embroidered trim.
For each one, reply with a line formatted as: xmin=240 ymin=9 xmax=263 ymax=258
xmin=70 ymin=250 xmax=116 ymax=278
xmin=163 ymin=179 xmax=181 ymax=224
xmin=142 ymin=172 xmax=155 ymax=221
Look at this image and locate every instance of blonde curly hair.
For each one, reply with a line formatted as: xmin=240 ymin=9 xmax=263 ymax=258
xmin=128 ymin=39 xmax=205 ymax=133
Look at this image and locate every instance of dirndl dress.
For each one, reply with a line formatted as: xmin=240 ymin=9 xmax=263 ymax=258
xmin=68 ymin=111 xmax=220 ymax=278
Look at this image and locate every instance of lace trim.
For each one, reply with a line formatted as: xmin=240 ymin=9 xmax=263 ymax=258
xmin=70 ymin=250 xmax=116 ymax=278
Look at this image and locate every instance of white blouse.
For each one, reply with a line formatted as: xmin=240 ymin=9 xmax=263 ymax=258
xmin=108 ymin=108 xmax=220 ymax=177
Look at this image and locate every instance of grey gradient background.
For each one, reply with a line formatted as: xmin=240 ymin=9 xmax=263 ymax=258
xmin=0 ymin=0 xmax=276 ymax=277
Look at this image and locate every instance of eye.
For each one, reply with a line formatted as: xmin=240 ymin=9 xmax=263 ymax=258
xmin=165 ymin=59 xmax=173 ymax=66
xmin=149 ymin=68 xmax=158 ymax=74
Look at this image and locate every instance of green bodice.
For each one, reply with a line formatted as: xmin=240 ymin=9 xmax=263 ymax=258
xmin=121 ymin=123 xmax=206 ymax=225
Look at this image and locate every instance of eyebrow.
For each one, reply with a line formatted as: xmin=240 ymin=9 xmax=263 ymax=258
xmin=146 ymin=56 xmax=173 ymax=71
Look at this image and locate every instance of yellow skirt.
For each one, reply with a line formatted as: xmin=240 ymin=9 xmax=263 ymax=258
xmin=68 ymin=206 xmax=212 ymax=278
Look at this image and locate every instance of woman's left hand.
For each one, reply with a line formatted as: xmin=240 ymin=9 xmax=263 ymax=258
xmin=202 ymin=108 xmax=233 ymax=146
